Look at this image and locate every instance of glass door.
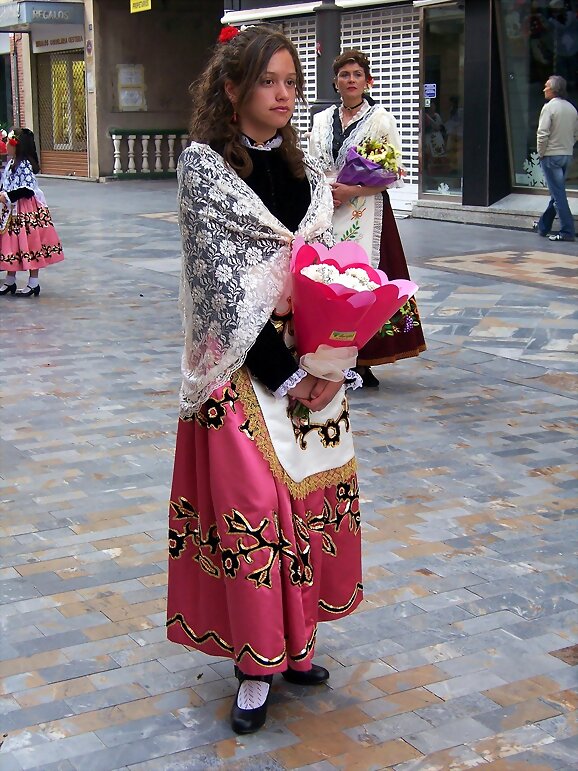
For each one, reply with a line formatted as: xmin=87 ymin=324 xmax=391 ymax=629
xmin=421 ymin=5 xmax=465 ymax=196
xmin=497 ymin=0 xmax=578 ymax=192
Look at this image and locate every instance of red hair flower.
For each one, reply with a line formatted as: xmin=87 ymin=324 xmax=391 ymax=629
xmin=218 ymin=25 xmax=240 ymax=44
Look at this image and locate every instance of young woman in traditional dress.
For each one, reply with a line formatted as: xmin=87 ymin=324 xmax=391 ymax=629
xmin=166 ymin=25 xmax=363 ymax=735
xmin=0 ymin=128 xmax=64 ymax=297
xmin=309 ymin=50 xmax=426 ymax=387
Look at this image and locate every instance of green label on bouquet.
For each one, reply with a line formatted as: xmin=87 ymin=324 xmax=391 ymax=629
xmin=330 ymin=331 xmax=357 ymax=341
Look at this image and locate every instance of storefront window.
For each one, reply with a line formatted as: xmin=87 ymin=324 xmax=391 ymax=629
xmin=497 ymin=0 xmax=578 ymax=190
xmin=422 ymin=5 xmax=465 ymax=195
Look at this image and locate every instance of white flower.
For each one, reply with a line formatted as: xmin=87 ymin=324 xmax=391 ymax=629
xmin=245 ymin=246 xmax=262 ymax=266
xmin=220 ymin=240 xmax=236 ymax=257
xmin=300 ymin=264 xmax=378 ymax=291
xmin=190 ymin=286 xmax=204 ymax=305
xmin=211 ymin=293 xmax=227 ymax=310
xmin=191 ymin=258 xmax=208 ymax=276
xmin=215 ymin=263 xmax=233 ymax=283
xmin=301 ymin=264 xmax=340 ymax=284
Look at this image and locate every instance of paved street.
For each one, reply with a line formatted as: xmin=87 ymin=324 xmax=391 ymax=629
xmin=1 ymin=178 xmax=577 ymax=771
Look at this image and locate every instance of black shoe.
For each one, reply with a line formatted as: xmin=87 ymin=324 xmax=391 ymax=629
xmin=282 ymin=663 xmax=330 ymax=686
xmin=16 ymin=284 xmax=40 ymax=297
xmin=230 ymin=672 xmax=272 ymax=734
xmin=0 ymin=282 xmax=17 ymax=295
xmin=548 ymin=233 xmax=575 ymax=242
xmin=532 ymin=221 xmax=548 ymax=237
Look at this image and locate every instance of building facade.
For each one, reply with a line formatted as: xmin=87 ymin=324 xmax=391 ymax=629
xmin=223 ymin=0 xmax=578 ymax=211
xmin=1 ymin=0 xmax=575 ymax=198
xmin=0 ymin=0 xmax=224 ymax=177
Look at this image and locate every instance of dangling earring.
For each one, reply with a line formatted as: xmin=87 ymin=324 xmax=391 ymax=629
xmin=232 ymin=110 xmax=238 ymax=124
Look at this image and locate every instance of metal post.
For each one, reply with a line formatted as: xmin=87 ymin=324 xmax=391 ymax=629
xmin=310 ymin=0 xmax=341 ymax=122
xmin=12 ymin=36 xmax=20 ymax=127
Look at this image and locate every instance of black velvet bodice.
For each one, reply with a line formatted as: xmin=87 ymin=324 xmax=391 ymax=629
xmin=241 ymin=143 xmax=311 ymax=391
xmin=243 ymin=146 xmax=311 ymax=232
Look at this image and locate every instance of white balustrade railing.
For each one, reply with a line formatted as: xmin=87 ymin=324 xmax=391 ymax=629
xmin=110 ymin=129 xmax=189 ymax=177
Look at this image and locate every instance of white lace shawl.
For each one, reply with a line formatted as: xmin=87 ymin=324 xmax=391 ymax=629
xmin=0 ymin=159 xmax=47 ymax=206
xmin=178 ymin=142 xmax=334 ymax=417
xmin=309 ymin=104 xmax=402 ymax=174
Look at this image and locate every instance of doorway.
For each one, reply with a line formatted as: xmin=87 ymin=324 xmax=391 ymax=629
xmin=421 ymin=5 xmax=465 ymax=196
xmin=37 ymin=50 xmax=88 ymax=176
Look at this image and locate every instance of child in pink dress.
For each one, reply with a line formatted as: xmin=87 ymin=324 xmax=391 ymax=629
xmin=0 ymin=128 xmax=64 ymax=297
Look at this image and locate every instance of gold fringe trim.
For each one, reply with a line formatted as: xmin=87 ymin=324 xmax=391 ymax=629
xmin=319 ymin=582 xmax=363 ymax=614
xmin=357 ymin=343 xmax=427 ymax=367
xmin=234 ymin=367 xmax=357 ymax=500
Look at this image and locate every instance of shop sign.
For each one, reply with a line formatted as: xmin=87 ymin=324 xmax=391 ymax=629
xmin=130 ymin=0 xmax=152 ymax=12
xmin=0 ymin=2 xmax=84 ymax=30
xmin=26 ymin=3 xmax=85 ymax=25
xmin=32 ymin=24 xmax=84 ymax=54
xmin=424 ymin=83 xmax=437 ymax=99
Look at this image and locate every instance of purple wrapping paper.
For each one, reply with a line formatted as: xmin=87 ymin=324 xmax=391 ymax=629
xmin=336 ymin=147 xmax=398 ymax=187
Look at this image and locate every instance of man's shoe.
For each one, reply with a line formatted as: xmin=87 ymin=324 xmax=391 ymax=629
xmin=532 ymin=221 xmax=548 ymax=237
xmin=548 ymin=233 xmax=575 ymax=242
xmin=230 ymin=672 xmax=272 ymax=734
xmin=282 ymin=664 xmax=330 ymax=686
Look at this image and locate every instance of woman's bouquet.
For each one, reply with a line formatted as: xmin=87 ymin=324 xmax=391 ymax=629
xmin=337 ymin=137 xmax=401 ymax=188
xmin=290 ymin=237 xmax=418 ymax=386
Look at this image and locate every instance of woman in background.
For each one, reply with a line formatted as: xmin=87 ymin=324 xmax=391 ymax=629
xmin=309 ymin=50 xmax=425 ymax=387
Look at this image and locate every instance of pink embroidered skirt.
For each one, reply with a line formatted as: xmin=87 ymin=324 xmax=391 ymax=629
xmin=0 ymin=196 xmax=64 ymax=271
xmin=166 ymin=368 xmax=363 ymax=676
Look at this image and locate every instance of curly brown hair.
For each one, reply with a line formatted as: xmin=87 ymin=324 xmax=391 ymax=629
xmin=189 ymin=25 xmax=306 ymax=179
xmin=332 ymin=49 xmax=372 ymax=80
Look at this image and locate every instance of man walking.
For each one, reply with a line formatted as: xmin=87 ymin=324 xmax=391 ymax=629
xmin=534 ymin=75 xmax=578 ymax=242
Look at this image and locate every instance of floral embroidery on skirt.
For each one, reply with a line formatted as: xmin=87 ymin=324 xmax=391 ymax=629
xmin=166 ymin=370 xmax=363 ymax=675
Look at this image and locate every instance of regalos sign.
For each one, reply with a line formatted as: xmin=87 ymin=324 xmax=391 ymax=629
xmin=25 ymin=3 xmax=85 ymax=26
xmin=32 ymin=10 xmax=72 ymax=22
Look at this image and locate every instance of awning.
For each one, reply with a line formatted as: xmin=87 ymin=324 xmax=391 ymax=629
xmin=0 ymin=2 xmax=84 ymax=31
xmin=222 ymin=0 xmax=413 ymax=24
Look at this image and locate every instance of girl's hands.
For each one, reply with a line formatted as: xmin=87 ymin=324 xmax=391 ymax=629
xmin=0 ymin=192 xmax=10 ymax=206
xmin=299 ymin=377 xmax=344 ymax=412
xmin=288 ymin=373 xmax=319 ymax=402
xmin=288 ymin=373 xmax=344 ymax=412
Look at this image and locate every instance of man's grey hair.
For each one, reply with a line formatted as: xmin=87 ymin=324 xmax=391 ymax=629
xmin=547 ymin=75 xmax=567 ymax=99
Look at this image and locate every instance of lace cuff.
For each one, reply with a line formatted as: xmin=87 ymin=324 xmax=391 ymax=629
xmin=343 ymin=368 xmax=363 ymax=391
xmin=274 ymin=368 xmax=308 ymax=399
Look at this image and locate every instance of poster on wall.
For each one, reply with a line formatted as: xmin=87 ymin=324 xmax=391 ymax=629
xmin=117 ymin=64 xmax=147 ymax=111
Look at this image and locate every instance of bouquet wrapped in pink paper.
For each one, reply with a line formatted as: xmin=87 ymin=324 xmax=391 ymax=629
xmin=336 ymin=138 xmax=400 ymax=188
xmin=290 ymin=237 xmax=418 ymax=381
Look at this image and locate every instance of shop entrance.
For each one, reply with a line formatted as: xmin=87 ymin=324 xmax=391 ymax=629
xmin=421 ymin=4 xmax=465 ymax=196
xmin=497 ymin=0 xmax=577 ymax=192
xmin=37 ymin=49 xmax=88 ymax=176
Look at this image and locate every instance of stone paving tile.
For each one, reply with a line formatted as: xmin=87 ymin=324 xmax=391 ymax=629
xmin=1 ymin=181 xmax=577 ymax=769
xmin=393 ymin=744 xmax=487 ymax=770
xmin=404 ymin=717 xmax=494 ymax=754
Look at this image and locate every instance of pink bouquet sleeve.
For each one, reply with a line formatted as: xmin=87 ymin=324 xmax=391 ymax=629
xmin=290 ymin=238 xmax=418 ymax=360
